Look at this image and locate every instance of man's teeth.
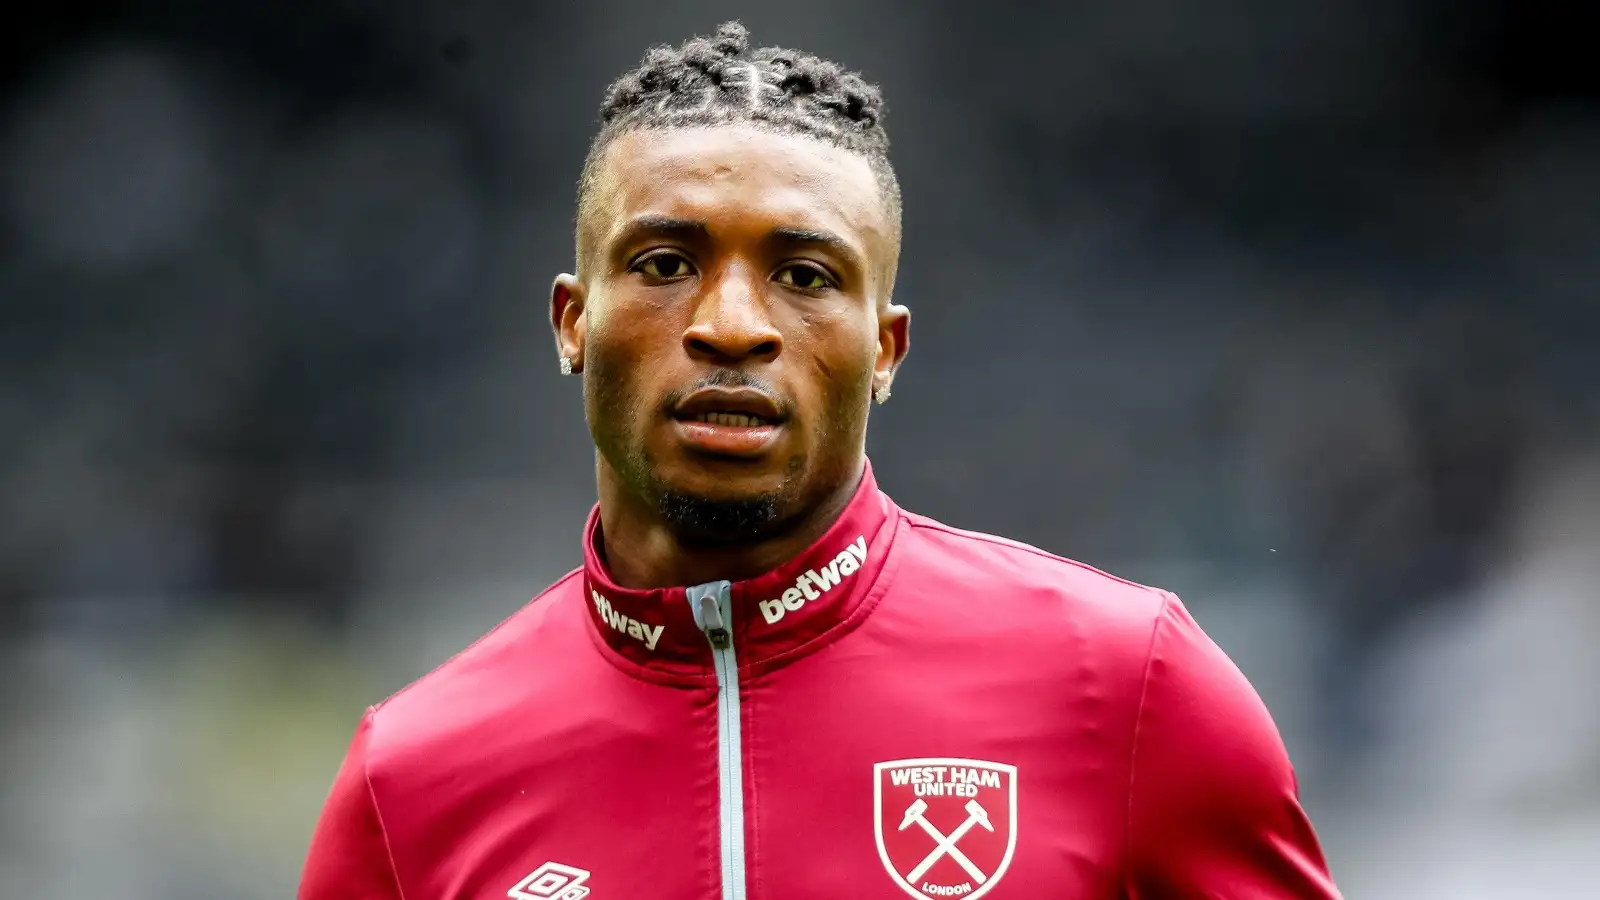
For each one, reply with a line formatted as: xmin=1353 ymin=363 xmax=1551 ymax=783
xmin=694 ymin=412 xmax=767 ymax=427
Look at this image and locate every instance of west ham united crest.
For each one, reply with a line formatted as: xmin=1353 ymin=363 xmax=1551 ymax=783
xmin=874 ymin=758 xmax=1017 ymax=899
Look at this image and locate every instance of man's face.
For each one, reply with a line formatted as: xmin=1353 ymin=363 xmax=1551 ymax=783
xmin=553 ymin=125 xmax=908 ymax=544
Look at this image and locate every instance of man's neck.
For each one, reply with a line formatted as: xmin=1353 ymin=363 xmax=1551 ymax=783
xmin=594 ymin=459 xmax=864 ymax=590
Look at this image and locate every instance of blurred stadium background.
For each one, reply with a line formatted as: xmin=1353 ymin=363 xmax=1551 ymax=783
xmin=1 ymin=1 xmax=1596 ymax=897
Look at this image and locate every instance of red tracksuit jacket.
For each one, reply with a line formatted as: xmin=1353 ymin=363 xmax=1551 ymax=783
xmin=301 ymin=462 xmax=1341 ymax=899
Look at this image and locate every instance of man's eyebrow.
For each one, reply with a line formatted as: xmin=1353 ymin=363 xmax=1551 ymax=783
xmin=769 ymin=226 xmax=863 ymax=267
xmin=613 ymin=216 xmax=710 ymax=245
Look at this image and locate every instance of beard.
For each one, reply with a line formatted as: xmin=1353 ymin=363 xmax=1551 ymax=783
xmin=654 ymin=488 xmax=783 ymax=547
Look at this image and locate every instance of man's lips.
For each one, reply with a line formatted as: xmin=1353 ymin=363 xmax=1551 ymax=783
xmin=671 ymin=418 xmax=781 ymax=457
xmin=670 ymin=386 xmax=786 ymax=457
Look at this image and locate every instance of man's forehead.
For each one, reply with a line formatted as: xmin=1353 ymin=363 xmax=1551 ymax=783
xmin=588 ymin=126 xmax=891 ymax=256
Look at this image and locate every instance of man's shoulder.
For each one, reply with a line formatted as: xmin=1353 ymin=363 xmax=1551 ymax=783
xmin=363 ymin=568 xmax=588 ymax=757
xmin=893 ymin=509 xmax=1171 ymax=640
xmin=897 ymin=509 xmax=1169 ymax=604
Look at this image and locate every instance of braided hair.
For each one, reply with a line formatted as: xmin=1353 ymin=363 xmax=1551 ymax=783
xmin=577 ymin=22 xmax=900 ymax=250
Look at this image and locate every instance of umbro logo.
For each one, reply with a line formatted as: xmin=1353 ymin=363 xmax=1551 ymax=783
xmin=508 ymin=861 xmax=591 ymax=900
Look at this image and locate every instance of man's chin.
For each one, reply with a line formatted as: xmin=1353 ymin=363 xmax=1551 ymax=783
xmin=654 ymin=488 xmax=785 ymax=547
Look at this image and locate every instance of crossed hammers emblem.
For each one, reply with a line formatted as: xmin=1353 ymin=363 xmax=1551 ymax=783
xmin=897 ymin=797 xmax=995 ymax=884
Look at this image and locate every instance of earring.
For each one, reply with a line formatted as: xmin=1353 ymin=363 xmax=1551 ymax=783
xmin=559 ymin=356 xmax=574 ymax=376
xmin=874 ymin=383 xmax=892 ymax=405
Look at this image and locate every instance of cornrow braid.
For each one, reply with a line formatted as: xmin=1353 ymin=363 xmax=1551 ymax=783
xmin=576 ymin=22 xmax=900 ymax=256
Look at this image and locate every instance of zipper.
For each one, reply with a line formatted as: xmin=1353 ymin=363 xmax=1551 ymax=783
xmin=687 ymin=580 xmax=745 ymax=900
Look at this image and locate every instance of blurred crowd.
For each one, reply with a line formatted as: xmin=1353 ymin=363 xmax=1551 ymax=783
xmin=1 ymin=1 xmax=1596 ymax=897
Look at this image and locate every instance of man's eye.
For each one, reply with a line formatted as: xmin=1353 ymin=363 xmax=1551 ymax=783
xmin=775 ymin=264 xmax=834 ymax=291
xmin=635 ymin=253 xmax=693 ymax=280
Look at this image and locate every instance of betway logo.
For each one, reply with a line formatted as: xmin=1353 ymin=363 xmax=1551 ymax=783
xmin=591 ymin=589 xmax=664 ymax=651
xmin=758 ymin=536 xmax=868 ymax=625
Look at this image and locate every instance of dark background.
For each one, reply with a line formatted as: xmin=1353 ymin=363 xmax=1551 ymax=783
xmin=2 ymin=2 xmax=1596 ymax=897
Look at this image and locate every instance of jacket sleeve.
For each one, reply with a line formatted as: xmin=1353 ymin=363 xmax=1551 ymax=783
xmin=299 ymin=710 xmax=406 ymax=900
xmin=1125 ymin=594 xmax=1341 ymax=899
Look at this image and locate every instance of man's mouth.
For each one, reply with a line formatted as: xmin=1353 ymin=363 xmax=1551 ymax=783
xmin=670 ymin=386 xmax=786 ymax=457
xmin=672 ymin=385 xmax=786 ymax=425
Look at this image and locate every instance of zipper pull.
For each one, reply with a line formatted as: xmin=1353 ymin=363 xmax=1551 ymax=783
xmin=687 ymin=581 xmax=733 ymax=649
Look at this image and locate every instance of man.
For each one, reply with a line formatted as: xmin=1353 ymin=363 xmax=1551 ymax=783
xmin=300 ymin=23 xmax=1341 ymax=900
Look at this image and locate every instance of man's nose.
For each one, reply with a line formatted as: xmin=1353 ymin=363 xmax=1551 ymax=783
xmin=682 ymin=266 xmax=783 ymax=363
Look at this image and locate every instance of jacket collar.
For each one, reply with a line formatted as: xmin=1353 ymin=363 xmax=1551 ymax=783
xmin=581 ymin=460 xmax=896 ymax=673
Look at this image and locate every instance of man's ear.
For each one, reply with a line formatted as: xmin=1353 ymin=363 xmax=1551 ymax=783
xmin=551 ymin=274 xmax=587 ymax=374
xmin=873 ymin=301 xmax=910 ymax=395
